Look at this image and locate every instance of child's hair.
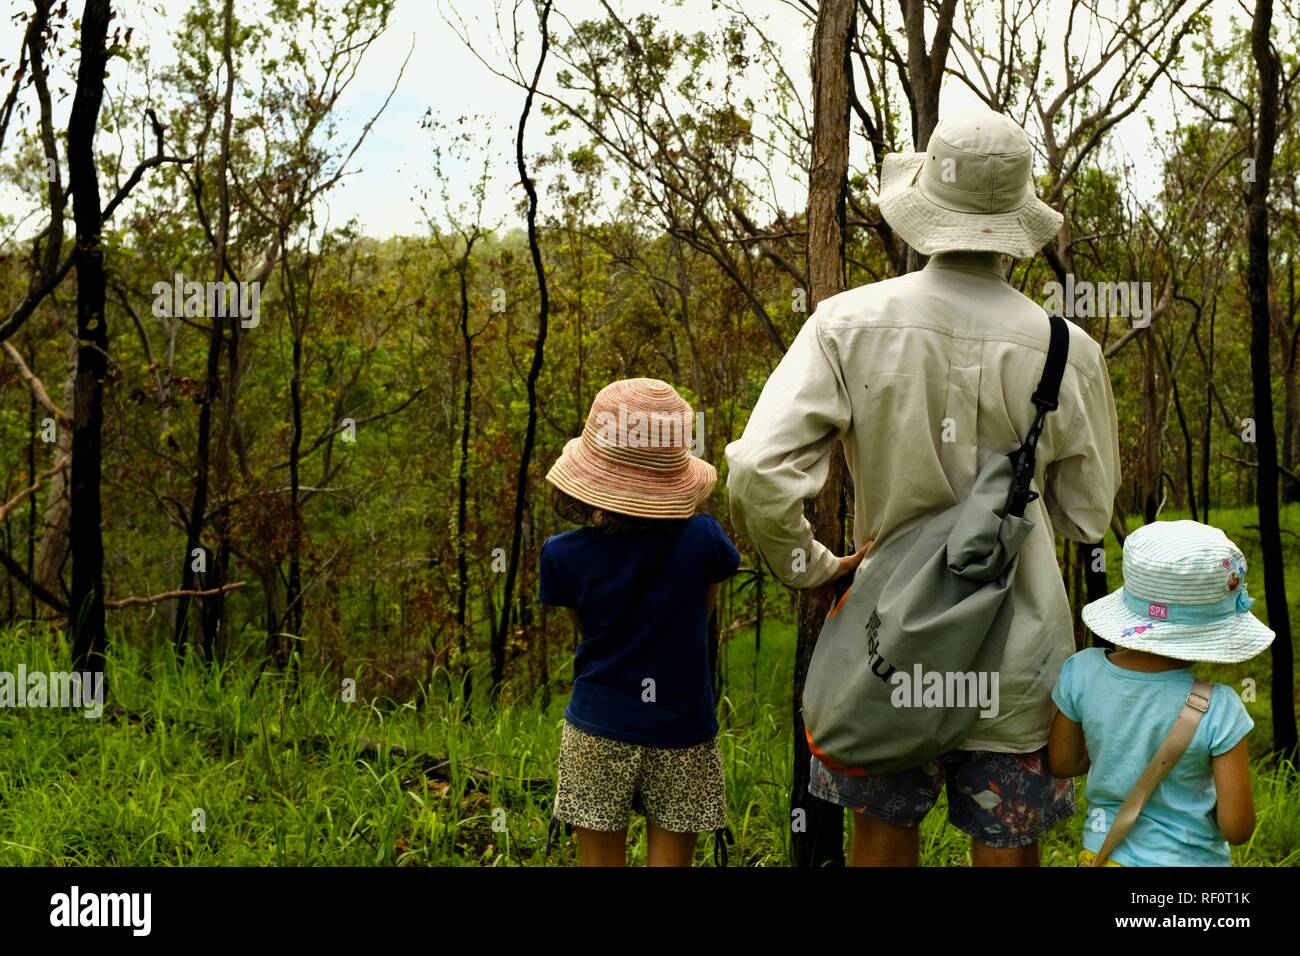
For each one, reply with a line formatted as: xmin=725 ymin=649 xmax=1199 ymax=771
xmin=550 ymin=486 xmax=669 ymax=534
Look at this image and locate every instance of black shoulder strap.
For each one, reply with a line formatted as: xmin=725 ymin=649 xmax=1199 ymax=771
xmin=1031 ymin=311 xmax=1070 ymax=413
xmin=1006 ymin=311 xmax=1069 ymax=517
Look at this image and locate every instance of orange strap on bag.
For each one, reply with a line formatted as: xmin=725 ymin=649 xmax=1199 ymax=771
xmin=1091 ymin=678 xmax=1213 ymax=867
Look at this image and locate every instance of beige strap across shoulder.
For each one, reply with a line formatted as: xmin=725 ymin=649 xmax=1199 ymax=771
xmin=1091 ymin=678 xmax=1213 ymax=867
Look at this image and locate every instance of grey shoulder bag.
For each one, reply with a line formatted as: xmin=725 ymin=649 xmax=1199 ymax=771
xmin=802 ymin=311 xmax=1069 ymax=774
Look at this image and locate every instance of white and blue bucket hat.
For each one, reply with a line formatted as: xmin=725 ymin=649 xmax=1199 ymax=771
xmin=1082 ymin=520 xmax=1275 ymax=664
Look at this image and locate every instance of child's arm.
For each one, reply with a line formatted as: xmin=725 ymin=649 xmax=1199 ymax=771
xmin=1047 ymin=707 xmax=1091 ymax=777
xmin=1211 ymin=738 xmax=1255 ymax=844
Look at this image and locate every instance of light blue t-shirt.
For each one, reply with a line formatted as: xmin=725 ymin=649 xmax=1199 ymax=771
xmin=1052 ymin=647 xmax=1254 ymax=867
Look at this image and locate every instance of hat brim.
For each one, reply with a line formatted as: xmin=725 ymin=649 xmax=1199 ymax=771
xmin=877 ymin=152 xmax=1063 ymax=260
xmin=1081 ymin=588 xmax=1275 ymax=664
xmin=545 ymin=436 xmax=716 ymax=520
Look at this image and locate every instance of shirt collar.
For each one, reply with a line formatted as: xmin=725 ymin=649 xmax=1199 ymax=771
xmin=923 ymin=251 xmax=1009 ymax=280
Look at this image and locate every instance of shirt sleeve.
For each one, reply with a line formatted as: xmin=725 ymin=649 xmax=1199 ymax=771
xmin=538 ymin=538 xmax=574 ymax=608
xmin=1043 ymin=339 xmax=1121 ymax=543
xmin=1207 ymin=683 xmax=1255 ymax=757
xmin=724 ymin=313 xmax=852 ymax=589
xmin=1051 ymin=652 xmax=1083 ymax=722
xmin=704 ymin=516 xmax=742 ymax=583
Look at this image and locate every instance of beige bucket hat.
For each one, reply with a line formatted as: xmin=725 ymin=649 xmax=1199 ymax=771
xmin=545 ymin=378 xmax=716 ymax=520
xmin=877 ymin=108 xmax=1063 ymax=259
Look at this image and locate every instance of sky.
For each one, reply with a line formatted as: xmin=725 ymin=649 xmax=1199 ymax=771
xmin=0 ymin=0 xmax=1264 ymax=241
xmin=280 ymin=0 xmax=819 ymax=235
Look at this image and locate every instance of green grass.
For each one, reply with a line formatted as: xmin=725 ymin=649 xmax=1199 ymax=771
xmin=0 ymin=504 xmax=1297 ymax=866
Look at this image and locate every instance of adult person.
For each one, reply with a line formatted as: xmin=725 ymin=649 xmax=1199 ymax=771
xmin=726 ymin=108 xmax=1121 ymax=867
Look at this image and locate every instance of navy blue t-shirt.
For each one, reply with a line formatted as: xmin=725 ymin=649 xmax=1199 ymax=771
xmin=539 ymin=513 xmax=741 ymax=748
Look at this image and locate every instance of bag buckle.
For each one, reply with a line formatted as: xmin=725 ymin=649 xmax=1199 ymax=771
xmin=1031 ymin=391 xmax=1059 ymax=413
xmin=1185 ymin=687 xmax=1211 ymax=713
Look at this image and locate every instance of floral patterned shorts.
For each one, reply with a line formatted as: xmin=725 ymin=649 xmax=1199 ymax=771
xmin=809 ymin=746 xmax=1075 ymax=849
xmin=554 ymin=721 xmax=728 ymax=833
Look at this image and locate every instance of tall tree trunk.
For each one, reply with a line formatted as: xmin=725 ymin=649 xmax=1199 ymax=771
xmin=173 ymin=0 xmax=235 ymax=658
xmin=34 ymin=354 xmax=74 ymax=607
xmin=454 ymin=241 xmax=475 ymax=705
xmin=26 ymin=363 xmax=37 ymax=621
xmin=899 ymin=0 xmax=957 ymax=272
xmin=899 ymin=0 xmax=957 ymax=151
xmin=67 ymin=0 xmax=112 ymax=670
xmin=1279 ymin=267 xmax=1300 ymax=504
xmin=272 ymin=238 xmax=305 ymax=671
xmin=794 ymin=0 xmax=853 ymax=869
xmin=1141 ymin=331 xmax=1161 ymax=522
xmin=1201 ymin=304 xmax=1215 ymax=519
xmin=203 ymin=0 xmax=239 ymax=661
xmin=25 ymin=374 xmax=36 ymax=621
xmin=1044 ymin=250 xmax=1112 ymax=639
xmin=1247 ymin=0 xmax=1296 ymax=759
xmin=285 ymin=320 xmax=304 ymax=643
xmin=173 ymin=315 xmax=222 ymax=654
xmin=494 ymin=0 xmax=552 ymax=697
xmin=1171 ymin=366 xmax=1197 ymax=521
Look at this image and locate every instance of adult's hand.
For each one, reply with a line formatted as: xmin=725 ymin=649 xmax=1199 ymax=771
xmin=808 ymin=542 xmax=871 ymax=607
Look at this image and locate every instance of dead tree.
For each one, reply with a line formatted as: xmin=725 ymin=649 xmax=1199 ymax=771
xmin=494 ymin=0 xmax=553 ymax=696
xmin=1246 ymin=0 xmax=1296 ymax=759
xmin=793 ymin=0 xmax=855 ymax=870
xmin=66 ymin=0 xmax=113 ymax=669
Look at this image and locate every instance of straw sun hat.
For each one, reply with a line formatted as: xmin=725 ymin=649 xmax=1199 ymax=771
xmin=545 ymin=378 xmax=715 ymax=520
xmin=877 ymin=107 xmax=1063 ymax=259
xmin=1082 ymin=520 xmax=1275 ymax=665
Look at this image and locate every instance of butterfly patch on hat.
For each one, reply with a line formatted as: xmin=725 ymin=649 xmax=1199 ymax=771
xmin=1120 ymin=623 xmax=1157 ymax=639
xmin=1225 ymin=556 xmax=1246 ymax=592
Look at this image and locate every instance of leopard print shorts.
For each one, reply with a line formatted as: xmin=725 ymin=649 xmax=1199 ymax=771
xmin=553 ymin=721 xmax=727 ymax=833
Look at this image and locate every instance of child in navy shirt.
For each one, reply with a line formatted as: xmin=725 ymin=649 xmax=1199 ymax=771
xmin=540 ymin=378 xmax=739 ymax=866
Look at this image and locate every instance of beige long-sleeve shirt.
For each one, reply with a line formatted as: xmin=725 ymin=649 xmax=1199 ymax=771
xmin=726 ymin=251 xmax=1121 ymax=753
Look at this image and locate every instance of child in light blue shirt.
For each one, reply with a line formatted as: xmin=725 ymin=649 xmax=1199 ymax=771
xmin=1048 ymin=520 xmax=1272 ymax=867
